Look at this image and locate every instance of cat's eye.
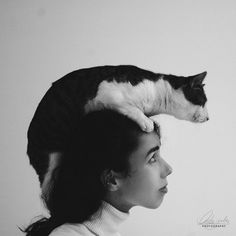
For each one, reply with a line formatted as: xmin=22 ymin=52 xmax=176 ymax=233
xmin=194 ymin=85 xmax=202 ymax=90
xmin=196 ymin=84 xmax=205 ymax=89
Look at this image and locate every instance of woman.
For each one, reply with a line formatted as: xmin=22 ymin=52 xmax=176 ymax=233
xmin=21 ymin=109 xmax=172 ymax=236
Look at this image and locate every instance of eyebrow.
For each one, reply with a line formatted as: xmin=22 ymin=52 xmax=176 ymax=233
xmin=146 ymin=145 xmax=160 ymax=158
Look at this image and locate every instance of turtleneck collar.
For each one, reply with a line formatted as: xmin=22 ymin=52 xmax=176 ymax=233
xmin=83 ymin=200 xmax=130 ymax=235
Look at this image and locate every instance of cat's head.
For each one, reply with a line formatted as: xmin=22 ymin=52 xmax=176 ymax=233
xmin=164 ymin=71 xmax=209 ymax=123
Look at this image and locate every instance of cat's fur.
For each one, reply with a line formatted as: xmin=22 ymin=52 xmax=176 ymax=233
xmin=32 ymin=65 xmax=209 ymax=195
xmin=52 ymin=65 xmax=208 ymax=132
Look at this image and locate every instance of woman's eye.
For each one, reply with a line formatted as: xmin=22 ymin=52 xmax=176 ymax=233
xmin=149 ymin=153 xmax=158 ymax=164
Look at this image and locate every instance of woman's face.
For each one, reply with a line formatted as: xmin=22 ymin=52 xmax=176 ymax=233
xmin=115 ymin=130 xmax=173 ymax=211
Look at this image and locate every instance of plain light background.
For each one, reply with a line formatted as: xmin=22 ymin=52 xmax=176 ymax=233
xmin=1 ymin=0 xmax=236 ymax=235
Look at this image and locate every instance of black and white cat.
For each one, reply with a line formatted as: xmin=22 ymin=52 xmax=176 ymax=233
xmin=52 ymin=65 xmax=208 ymax=133
xmin=29 ymin=65 xmax=209 ymax=194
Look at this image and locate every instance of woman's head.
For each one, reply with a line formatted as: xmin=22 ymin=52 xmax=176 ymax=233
xmin=22 ymin=109 xmax=172 ymax=235
xmin=46 ymin=109 xmax=172 ymax=216
xmin=45 ymin=109 xmax=142 ymax=220
xmin=107 ymin=127 xmax=173 ymax=212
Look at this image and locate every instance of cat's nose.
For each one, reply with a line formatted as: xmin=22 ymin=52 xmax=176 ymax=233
xmin=206 ymin=117 xmax=209 ymax=121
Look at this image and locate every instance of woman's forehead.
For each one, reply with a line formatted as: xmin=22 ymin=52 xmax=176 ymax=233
xmin=153 ymin=122 xmax=161 ymax=138
xmin=129 ymin=131 xmax=161 ymax=164
xmin=138 ymin=131 xmax=161 ymax=151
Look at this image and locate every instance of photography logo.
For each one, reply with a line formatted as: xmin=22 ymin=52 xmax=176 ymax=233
xmin=197 ymin=209 xmax=229 ymax=230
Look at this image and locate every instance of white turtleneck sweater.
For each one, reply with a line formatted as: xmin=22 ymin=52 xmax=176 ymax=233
xmin=49 ymin=200 xmax=130 ymax=236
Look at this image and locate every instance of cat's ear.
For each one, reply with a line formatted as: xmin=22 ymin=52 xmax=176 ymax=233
xmin=189 ymin=71 xmax=207 ymax=88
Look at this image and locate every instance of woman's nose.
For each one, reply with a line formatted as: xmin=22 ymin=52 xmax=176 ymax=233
xmin=166 ymin=163 xmax=173 ymax=176
xmin=161 ymin=158 xmax=173 ymax=178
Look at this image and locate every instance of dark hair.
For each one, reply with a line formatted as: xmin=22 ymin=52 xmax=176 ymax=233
xmin=20 ymin=109 xmax=160 ymax=236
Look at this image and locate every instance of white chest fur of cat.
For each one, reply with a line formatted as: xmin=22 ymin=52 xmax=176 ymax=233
xmin=84 ymin=73 xmax=209 ymax=132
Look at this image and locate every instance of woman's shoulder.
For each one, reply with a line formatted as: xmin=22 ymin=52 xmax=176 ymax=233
xmin=49 ymin=222 xmax=93 ymax=236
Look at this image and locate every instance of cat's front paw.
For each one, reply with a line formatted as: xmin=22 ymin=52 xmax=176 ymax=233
xmin=149 ymin=115 xmax=161 ymax=130
xmin=140 ymin=118 xmax=154 ymax=133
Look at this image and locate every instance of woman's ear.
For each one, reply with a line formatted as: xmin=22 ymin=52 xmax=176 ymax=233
xmin=100 ymin=169 xmax=124 ymax=192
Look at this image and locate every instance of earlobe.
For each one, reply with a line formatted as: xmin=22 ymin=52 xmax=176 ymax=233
xmin=101 ymin=169 xmax=122 ymax=192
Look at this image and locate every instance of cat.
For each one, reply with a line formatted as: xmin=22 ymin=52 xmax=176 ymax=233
xmin=52 ymin=64 xmax=208 ymax=132
xmin=28 ymin=65 xmax=209 ymax=194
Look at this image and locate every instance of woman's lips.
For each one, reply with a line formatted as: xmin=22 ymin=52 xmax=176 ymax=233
xmin=159 ymin=185 xmax=168 ymax=193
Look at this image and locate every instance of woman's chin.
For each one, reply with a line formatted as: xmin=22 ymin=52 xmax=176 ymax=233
xmin=143 ymin=197 xmax=164 ymax=210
